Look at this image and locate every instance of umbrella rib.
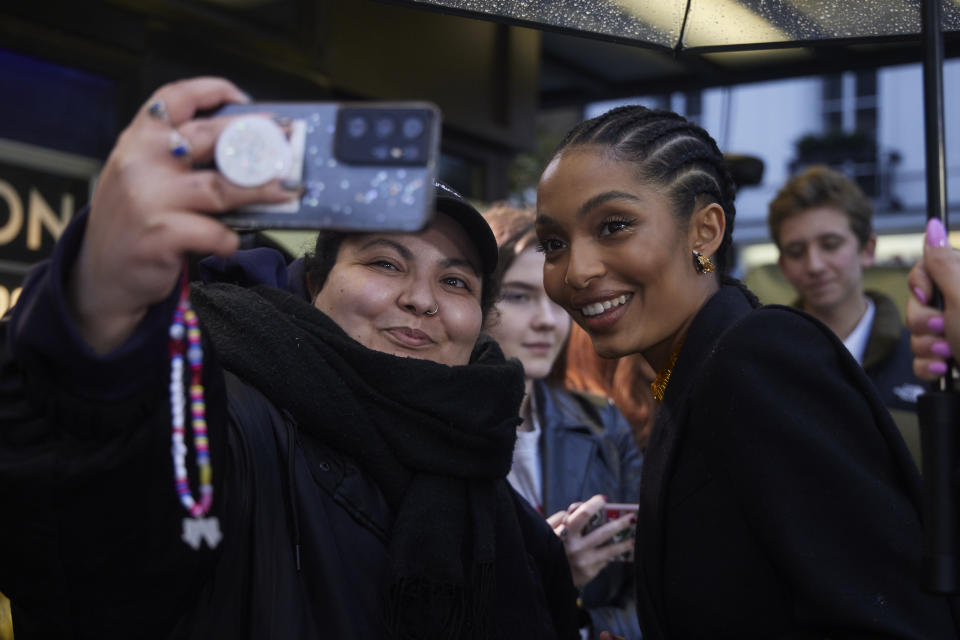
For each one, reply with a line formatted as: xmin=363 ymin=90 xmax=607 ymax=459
xmin=676 ymin=0 xmax=693 ymax=54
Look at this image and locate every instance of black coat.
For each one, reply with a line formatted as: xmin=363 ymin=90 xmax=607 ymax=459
xmin=0 ymin=361 xmax=578 ymax=639
xmin=861 ymin=290 xmax=925 ymax=414
xmin=636 ymin=284 xmax=959 ymax=639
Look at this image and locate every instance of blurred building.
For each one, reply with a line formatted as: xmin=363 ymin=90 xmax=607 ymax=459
xmin=0 ymin=0 xmax=542 ymax=316
xmin=579 ymin=61 xmax=960 ymax=296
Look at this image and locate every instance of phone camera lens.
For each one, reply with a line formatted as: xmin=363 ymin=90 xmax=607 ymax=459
xmin=375 ymin=117 xmax=395 ymax=138
xmin=402 ymin=146 xmax=420 ymax=161
xmin=402 ymin=117 xmax=424 ymax=139
xmin=347 ymin=116 xmax=368 ymax=138
xmin=372 ymin=145 xmax=389 ymax=160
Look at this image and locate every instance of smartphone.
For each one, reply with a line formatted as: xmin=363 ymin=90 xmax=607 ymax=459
xmin=213 ymin=101 xmax=441 ymax=232
xmin=582 ymin=502 xmax=639 ymax=562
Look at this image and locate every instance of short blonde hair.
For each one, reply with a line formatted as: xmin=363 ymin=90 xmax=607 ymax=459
xmin=768 ymin=165 xmax=873 ymax=249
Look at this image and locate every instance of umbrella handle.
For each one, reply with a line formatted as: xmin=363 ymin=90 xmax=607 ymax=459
xmin=919 ymin=388 xmax=960 ymax=593
xmin=918 ymin=0 xmax=960 ymax=595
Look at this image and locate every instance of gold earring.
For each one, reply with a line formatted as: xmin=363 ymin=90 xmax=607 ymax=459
xmin=693 ymin=251 xmax=715 ymax=274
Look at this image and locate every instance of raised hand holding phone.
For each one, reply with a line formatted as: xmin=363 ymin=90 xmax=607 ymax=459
xmin=547 ymin=494 xmax=637 ymax=588
xmin=69 ymin=77 xmax=299 ymax=354
xmin=68 ymin=78 xmax=443 ymax=355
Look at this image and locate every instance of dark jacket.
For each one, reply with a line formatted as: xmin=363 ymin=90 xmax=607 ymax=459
xmin=636 ymin=284 xmax=959 ymax=639
xmin=0 ymin=212 xmax=580 ymax=639
xmin=862 ymin=290 xmax=924 ymax=413
xmin=793 ymin=290 xmax=925 ymax=466
xmin=534 ymin=380 xmax=643 ymax=640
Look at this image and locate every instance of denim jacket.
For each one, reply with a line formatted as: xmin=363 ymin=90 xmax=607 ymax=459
xmin=534 ymin=380 xmax=644 ymax=639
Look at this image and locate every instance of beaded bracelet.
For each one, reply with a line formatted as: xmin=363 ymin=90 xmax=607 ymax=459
xmin=169 ymin=266 xmax=222 ymax=550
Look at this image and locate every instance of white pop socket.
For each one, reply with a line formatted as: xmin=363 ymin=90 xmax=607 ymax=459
xmin=215 ymin=116 xmax=291 ymax=188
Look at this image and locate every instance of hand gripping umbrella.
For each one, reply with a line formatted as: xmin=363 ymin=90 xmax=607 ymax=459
xmin=918 ymin=0 xmax=960 ymax=597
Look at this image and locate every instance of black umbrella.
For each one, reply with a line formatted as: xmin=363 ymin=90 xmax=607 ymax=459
xmin=916 ymin=0 xmax=960 ymax=596
xmin=388 ymin=0 xmax=960 ymax=593
xmin=391 ymin=0 xmax=960 ymax=85
xmin=397 ymin=0 xmax=960 ymax=44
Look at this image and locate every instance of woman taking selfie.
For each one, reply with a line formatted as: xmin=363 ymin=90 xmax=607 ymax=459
xmin=0 ymin=78 xmax=579 ymax=639
xmin=483 ymin=204 xmax=643 ymax=640
xmin=534 ymin=105 xmax=959 ymax=638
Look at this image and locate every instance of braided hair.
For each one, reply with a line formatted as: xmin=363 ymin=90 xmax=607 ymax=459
xmin=555 ymin=105 xmax=739 ymax=277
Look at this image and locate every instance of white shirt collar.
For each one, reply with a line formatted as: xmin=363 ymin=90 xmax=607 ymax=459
xmin=843 ymin=297 xmax=875 ymax=365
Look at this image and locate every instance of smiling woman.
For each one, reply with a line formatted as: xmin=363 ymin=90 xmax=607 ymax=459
xmin=536 ymin=153 xmax=724 ymax=368
xmin=310 ymin=214 xmax=485 ymax=366
xmin=535 ymin=104 xmax=960 ymax=639
xmin=0 ymin=78 xmax=579 ymax=639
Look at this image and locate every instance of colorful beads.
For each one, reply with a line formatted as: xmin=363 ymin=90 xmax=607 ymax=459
xmin=169 ymin=269 xmax=214 ymax=519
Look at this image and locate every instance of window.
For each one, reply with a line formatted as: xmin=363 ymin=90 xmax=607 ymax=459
xmin=819 ymin=70 xmax=879 ymax=196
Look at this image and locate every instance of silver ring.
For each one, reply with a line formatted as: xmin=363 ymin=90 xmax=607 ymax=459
xmin=424 ymin=303 xmax=439 ymax=316
xmin=148 ymin=99 xmax=170 ymax=123
xmin=169 ymin=130 xmax=192 ymax=159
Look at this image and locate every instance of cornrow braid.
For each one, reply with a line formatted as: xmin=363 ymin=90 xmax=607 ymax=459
xmin=555 ymin=105 xmax=738 ymax=275
xmin=560 ymin=105 xmax=667 ymax=149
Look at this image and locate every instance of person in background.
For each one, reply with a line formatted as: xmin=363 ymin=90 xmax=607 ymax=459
xmin=563 ymin=324 xmax=655 ymax=451
xmin=0 ymin=78 xmax=580 ymax=639
xmin=535 ymin=104 xmax=958 ymax=638
xmin=907 ymin=217 xmax=959 ymax=381
xmin=484 ymin=204 xmax=644 ymax=640
xmin=767 ymin=166 xmax=924 ymax=459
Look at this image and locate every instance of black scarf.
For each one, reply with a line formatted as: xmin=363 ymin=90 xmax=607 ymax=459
xmin=191 ymin=283 xmax=526 ymax=639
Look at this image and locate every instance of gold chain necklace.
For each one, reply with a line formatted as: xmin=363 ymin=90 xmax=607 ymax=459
xmin=650 ymin=341 xmax=683 ymax=402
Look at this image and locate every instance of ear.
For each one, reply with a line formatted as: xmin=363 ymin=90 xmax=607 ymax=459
xmin=859 ymin=233 xmax=877 ymax=268
xmin=689 ymin=201 xmax=726 ymax=258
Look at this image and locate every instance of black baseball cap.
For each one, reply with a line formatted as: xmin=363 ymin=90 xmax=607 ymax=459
xmin=433 ymin=182 xmax=498 ymax=277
